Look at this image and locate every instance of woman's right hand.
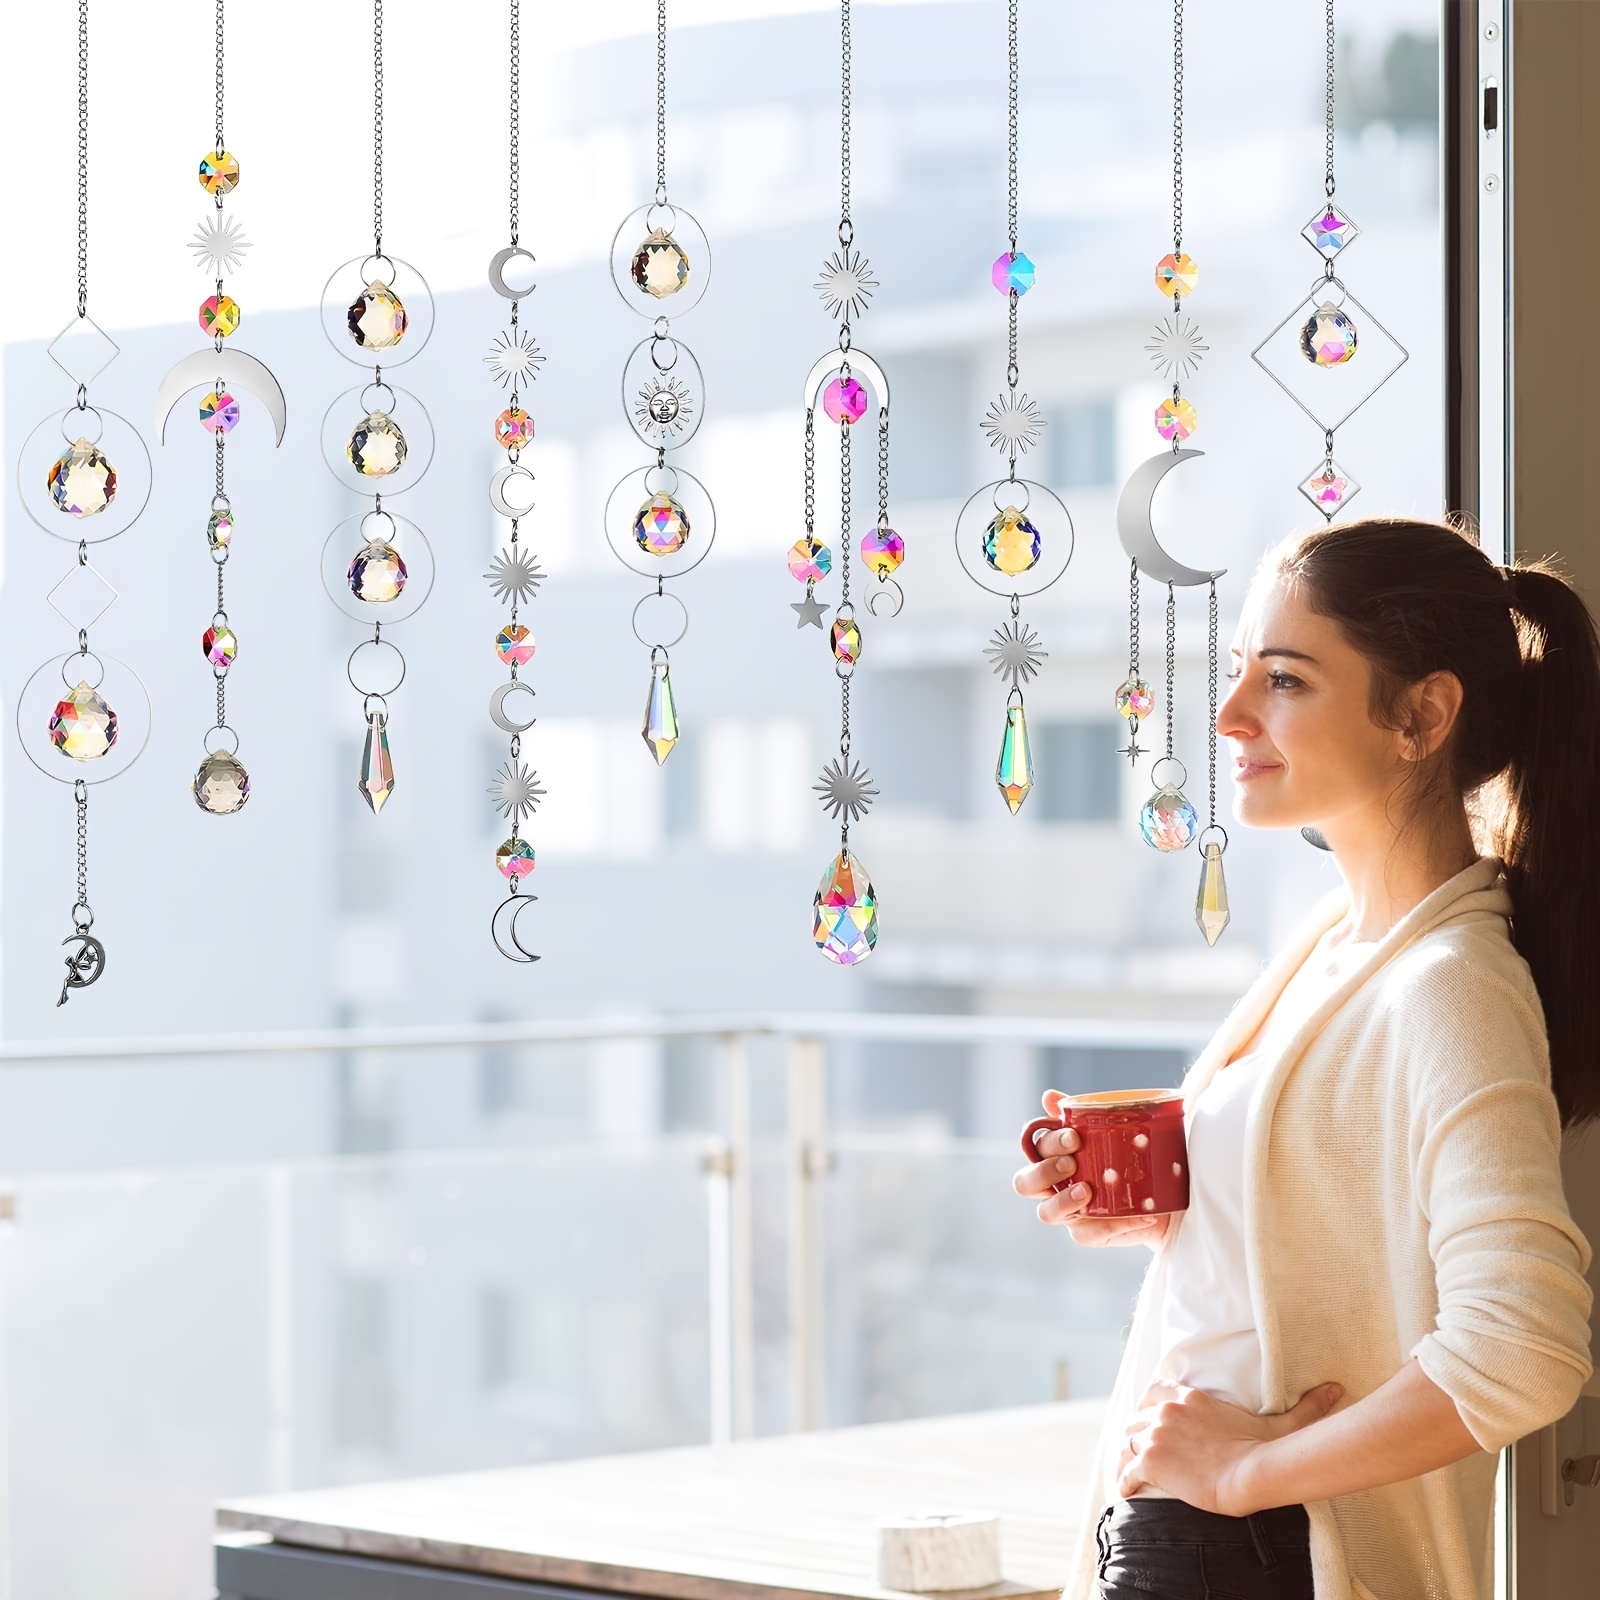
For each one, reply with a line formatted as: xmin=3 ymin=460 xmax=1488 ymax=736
xmin=1012 ymin=1090 xmax=1171 ymax=1248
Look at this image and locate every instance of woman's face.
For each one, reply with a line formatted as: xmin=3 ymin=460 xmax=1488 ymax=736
xmin=1217 ymin=573 xmax=1408 ymax=833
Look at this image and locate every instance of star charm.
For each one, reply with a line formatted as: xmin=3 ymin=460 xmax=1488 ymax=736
xmin=1119 ymin=734 xmax=1147 ymax=767
xmin=791 ymin=590 xmax=829 ymax=629
xmin=813 ymin=757 xmax=879 ymax=822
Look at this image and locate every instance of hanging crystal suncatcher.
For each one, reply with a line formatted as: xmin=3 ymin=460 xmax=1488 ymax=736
xmin=484 ymin=0 xmax=545 ymax=965
xmin=797 ymin=0 xmax=906 ymax=966
xmin=14 ymin=0 xmax=154 ymax=1005
xmin=316 ymin=0 xmax=437 ymax=817
xmin=1113 ymin=0 xmax=1230 ymax=944
xmin=154 ymin=0 xmax=287 ymax=817
xmin=603 ymin=0 xmax=714 ymax=770
xmin=954 ymin=0 xmax=1071 ymax=818
xmin=1250 ymin=0 xmax=1408 ymax=520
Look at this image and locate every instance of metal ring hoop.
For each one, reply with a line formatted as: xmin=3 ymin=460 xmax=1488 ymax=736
xmin=15 ymin=651 xmax=152 ymax=785
xmin=632 ymin=589 xmax=690 ymax=650
xmin=347 ymin=636 xmax=407 ymax=698
xmin=1197 ymin=823 xmax=1229 ymax=852
xmin=952 ymin=477 xmax=1076 ymax=601
xmin=801 ymin=347 xmax=891 ymax=414
xmin=1150 ymin=755 xmax=1189 ymax=791
xmin=17 ymin=406 xmax=153 ymax=544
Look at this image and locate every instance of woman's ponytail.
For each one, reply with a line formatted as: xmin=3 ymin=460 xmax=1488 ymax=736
xmin=1498 ymin=563 xmax=1600 ymax=1126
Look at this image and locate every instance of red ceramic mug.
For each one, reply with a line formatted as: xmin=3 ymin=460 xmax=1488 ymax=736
xmin=1021 ymin=1089 xmax=1190 ymax=1218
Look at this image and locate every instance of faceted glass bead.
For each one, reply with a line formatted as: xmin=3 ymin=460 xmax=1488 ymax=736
xmin=830 ymin=616 xmax=861 ymax=666
xmin=207 ymin=507 xmax=234 ymax=550
xmin=642 ymin=663 xmax=680 ymax=765
xmin=200 ymin=390 xmax=240 ymax=433
xmin=1116 ymin=675 xmax=1154 ymax=721
xmin=199 ymin=294 xmax=240 ymax=338
xmin=1139 ymin=784 xmax=1199 ymax=852
xmin=788 ymin=536 xmax=832 ymax=583
xmin=347 ymin=410 xmax=408 ymax=476
xmin=1300 ymin=301 xmax=1358 ymax=367
xmin=1298 ymin=458 xmax=1361 ymax=520
xmin=813 ymin=849 xmax=878 ymax=966
xmin=202 ymin=624 xmax=238 ymax=669
xmin=861 ymin=527 xmax=905 ymax=576
xmin=495 ymin=408 xmax=532 ymax=449
xmin=348 ymin=540 xmax=408 ymax=603
xmin=823 ymin=377 xmax=868 ymax=425
xmin=631 ymin=228 xmax=691 ymax=298
xmin=48 ymin=437 xmax=116 ymax=517
xmin=496 ymin=623 xmax=535 ymax=666
xmin=193 ymin=750 xmax=250 ymax=815
xmin=992 ymin=251 xmax=1035 ymax=295
xmin=1195 ymin=839 xmax=1230 ymax=946
xmin=1155 ymin=396 xmax=1198 ymax=441
xmin=49 ymin=680 xmax=118 ymax=761
xmin=1301 ymin=203 xmax=1359 ymax=259
xmin=198 ymin=150 xmax=240 ymax=195
xmin=347 ymin=280 xmax=408 ymax=349
xmin=982 ymin=504 xmax=1041 ymax=576
xmin=359 ymin=714 xmax=395 ymax=813
xmin=995 ymin=700 xmax=1034 ymax=814
xmin=633 ymin=492 xmax=689 ymax=556
xmin=496 ymin=837 xmax=537 ymax=880
xmin=1155 ymin=252 xmax=1199 ymax=296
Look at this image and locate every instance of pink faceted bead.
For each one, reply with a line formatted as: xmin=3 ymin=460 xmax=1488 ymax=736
xmin=822 ymin=377 xmax=868 ymax=425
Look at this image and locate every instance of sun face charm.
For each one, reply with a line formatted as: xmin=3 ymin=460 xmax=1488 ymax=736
xmin=633 ymin=374 xmax=695 ymax=442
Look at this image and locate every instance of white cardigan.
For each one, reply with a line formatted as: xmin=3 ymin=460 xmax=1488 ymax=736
xmin=1065 ymin=858 xmax=1594 ymax=1600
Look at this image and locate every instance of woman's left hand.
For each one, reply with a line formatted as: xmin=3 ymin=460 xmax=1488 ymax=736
xmin=1117 ymin=1380 xmax=1345 ymax=1515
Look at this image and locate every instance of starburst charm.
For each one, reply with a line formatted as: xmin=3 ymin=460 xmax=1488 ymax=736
xmin=633 ymin=374 xmax=695 ymax=441
xmin=485 ymin=328 xmax=545 ymax=388
xmin=1146 ymin=312 xmax=1209 ymax=381
xmin=984 ymin=620 xmax=1047 ymax=688
xmin=981 ymin=392 xmax=1044 ymax=456
xmin=1118 ymin=732 xmax=1147 ymax=766
xmin=189 ymin=214 xmax=252 ymax=274
xmin=484 ymin=548 xmax=546 ymax=605
xmin=488 ymin=759 xmax=546 ymax=824
xmin=815 ymin=249 xmax=878 ymax=322
xmin=813 ymin=756 xmax=879 ymax=823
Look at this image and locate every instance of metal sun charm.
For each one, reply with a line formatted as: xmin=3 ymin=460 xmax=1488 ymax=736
xmin=984 ymin=620 xmax=1047 ymax=688
xmin=484 ymin=548 xmax=546 ymax=606
xmin=1146 ymin=312 xmax=1208 ymax=381
xmin=488 ymin=758 xmax=546 ymax=823
xmin=981 ymin=392 xmax=1043 ymax=456
xmin=634 ymin=375 xmax=695 ymax=440
xmin=484 ymin=327 xmax=545 ymax=388
xmin=189 ymin=214 xmax=252 ymax=274
xmin=815 ymin=249 xmax=878 ymax=322
xmin=813 ymin=756 xmax=879 ymax=823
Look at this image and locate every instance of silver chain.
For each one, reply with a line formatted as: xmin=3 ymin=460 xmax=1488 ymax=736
xmin=509 ymin=0 xmax=520 ymax=244
xmin=77 ymin=0 xmax=89 ymax=317
xmin=1006 ymin=0 xmax=1019 ymax=248
xmin=1324 ymin=0 xmax=1336 ymax=197
xmin=75 ymin=781 xmax=90 ymax=918
xmin=876 ymin=408 xmax=889 ymax=530
xmin=1164 ymin=583 xmax=1176 ymax=763
xmin=838 ymin=418 xmax=852 ymax=605
xmin=838 ymin=0 xmax=852 ymax=240
xmin=1128 ymin=559 xmax=1141 ymax=678
xmin=214 ymin=0 xmax=225 ymax=156
xmin=1206 ymin=579 xmax=1218 ymax=826
xmin=655 ymin=0 xmax=668 ymax=204
xmin=373 ymin=0 xmax=385 ymax=255
xmin=1171 ymin=0 xmax=1184 ymax=252
xmin=803 ymin=413 xmax=816 ymax=537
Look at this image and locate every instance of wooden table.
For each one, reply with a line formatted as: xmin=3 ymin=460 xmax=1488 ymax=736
xmin=216 ymin=1401 xmax=1105 ymax=1600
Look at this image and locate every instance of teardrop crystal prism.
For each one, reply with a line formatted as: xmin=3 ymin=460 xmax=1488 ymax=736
xmin=1195 ymin=839 xmax=1230 ymax=945
xmin=813 ymin=849 xmax=878 ymax=966
xmin=642 ymin=661 xmax=680 ymax=765
xmin=995 ymin=698 xmax=1034 ymax=814
xmin=359 ymin=713 xmax=395 ymax=813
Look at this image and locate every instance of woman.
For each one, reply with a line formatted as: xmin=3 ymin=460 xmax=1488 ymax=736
xmin=1015 ymin=519 xmax=1595 ymax=1600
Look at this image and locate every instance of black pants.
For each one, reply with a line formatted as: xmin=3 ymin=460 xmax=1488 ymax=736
xmin=1095 ymin=1497 xmax=1313 ymax=1599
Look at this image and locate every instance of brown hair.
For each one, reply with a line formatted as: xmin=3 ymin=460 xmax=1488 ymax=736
xmin=1276 ymin=517 xmax=1600 ymax=1127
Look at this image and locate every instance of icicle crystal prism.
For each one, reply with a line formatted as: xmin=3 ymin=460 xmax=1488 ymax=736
xmin=49 ymin=438 xmax=117 ymax=517
xmin=995 ymin=699 xmax=1034 ymax=813
xmin=642 ymin=662 xmax=680 ymax=765
xmin=193 ymin=751 xmax=250 ymax=814
xmin=50 ymin=681 xmax=118 ymax=761
xmin=359 ymin=714 xmax=396 ymax=813
xmin=813 ymin=850 xmax=878 ymax=966
xmin=1195 ymin=839 xmax=1230 ymax=945
xmin=1139 ymin=785 xmax=1198 ymax=852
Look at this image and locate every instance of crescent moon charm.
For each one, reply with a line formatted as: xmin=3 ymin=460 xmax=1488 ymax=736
xmin=1116 ymin=450 xmax=1226 ymax=588
xmin=489 ymin=680 xmax=538 ymax=735
xmin=489 ymin=464 xmax=537 ymax=519
xmin=803 ymin=348 xmax=891 ymax=414
xmin=489 ymin=246 xmax=538 ymax=300
xmin=155 ymin=348 xmax=286 ymax=446
xmin=491 ymin=894 xmax=541 ymax=963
